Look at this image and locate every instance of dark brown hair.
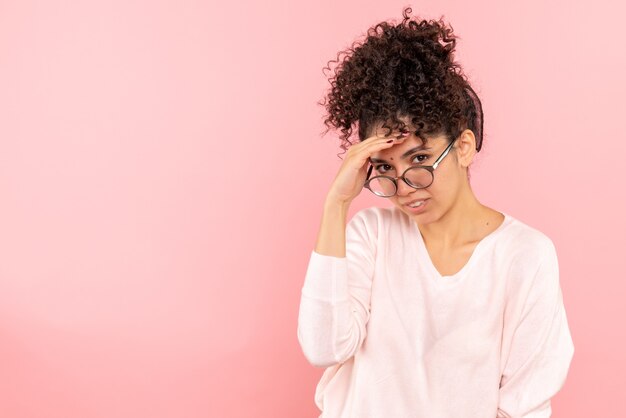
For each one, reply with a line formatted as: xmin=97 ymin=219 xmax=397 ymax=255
xmin=318 ymin=6 xmax=484 ymax=159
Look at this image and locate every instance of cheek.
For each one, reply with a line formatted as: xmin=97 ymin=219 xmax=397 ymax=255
xmin=428 ymin=171 xmax=456 ymax=200
xmin=431 ymin=167 xmax=456 ymax=185
xmin=429 ymin=169 xmax=456 ymax=193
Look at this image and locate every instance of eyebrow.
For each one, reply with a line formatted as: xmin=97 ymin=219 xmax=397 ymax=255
xmin=369 ymin=145 xmax=432 ymax=164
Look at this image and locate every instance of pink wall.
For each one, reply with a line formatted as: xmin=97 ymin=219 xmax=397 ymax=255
xmin=0 ymin=0 xmax=623 ymax=417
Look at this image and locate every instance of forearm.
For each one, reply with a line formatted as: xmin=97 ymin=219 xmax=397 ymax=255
xmin=314 ymin=197 xmax=350 ymax=258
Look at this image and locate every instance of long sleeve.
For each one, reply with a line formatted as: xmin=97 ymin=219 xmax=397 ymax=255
xmin=296 ymin=209 xmax=377 ymax=368
xmin=497 ymin=241 xmax=575 ymax=418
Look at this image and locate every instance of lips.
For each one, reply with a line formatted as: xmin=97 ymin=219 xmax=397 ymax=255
xmin=403 ymin=198 xmax=429 ymax=207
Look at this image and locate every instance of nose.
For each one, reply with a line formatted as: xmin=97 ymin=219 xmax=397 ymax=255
xmin=396 ymin=174 xmax=417 ymax=196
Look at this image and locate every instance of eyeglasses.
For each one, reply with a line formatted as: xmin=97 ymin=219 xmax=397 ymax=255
xmin=364 ymin=137 xmax=457 ymax=197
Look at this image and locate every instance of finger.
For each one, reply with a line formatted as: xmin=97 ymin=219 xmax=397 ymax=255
xmin=348 ymin=133 xmax=406 ymax=162
xmin=349 ymin=140 xmax=392 ymax=159
xmin=351 ymin=141 xmax=397 ymax=168
xmin=354 ymin=135 xmax=403 ymax=154
xmin=364 ymin=131 xmax=408 ymax=145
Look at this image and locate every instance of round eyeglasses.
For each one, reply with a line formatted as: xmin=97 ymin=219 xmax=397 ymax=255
xmin=364 ymin=137 xmax=457 ymax=197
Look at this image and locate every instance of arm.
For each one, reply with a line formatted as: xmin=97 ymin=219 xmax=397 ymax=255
xmin=497 ymin=241 xmax=575 ymax=417
xmin=313 ymin=196 xmax=350 ymax=257
xmin=296 ymin=202 xmax=377 ymax=367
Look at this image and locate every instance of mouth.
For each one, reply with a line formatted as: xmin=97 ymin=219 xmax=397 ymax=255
xmin=403 ymin=198 xmax=429 ymax=208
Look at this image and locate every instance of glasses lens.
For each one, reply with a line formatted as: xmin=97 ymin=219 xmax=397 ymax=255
xmin=404 ymin=167 xmax=433 ymax=188
xmin=368 ymin=177 xmax=396 ymax=197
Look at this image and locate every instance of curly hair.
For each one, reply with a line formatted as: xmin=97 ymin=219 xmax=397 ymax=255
xmin=318 ymin=6 xmax=484 ymax=160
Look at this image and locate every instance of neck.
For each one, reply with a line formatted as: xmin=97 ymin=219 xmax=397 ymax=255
xmin=416 ymin=183 xmax=489 ymax=249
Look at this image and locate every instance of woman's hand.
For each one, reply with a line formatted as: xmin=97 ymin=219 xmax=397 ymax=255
xmin=326 ymin=130 xmax=407 ymax=204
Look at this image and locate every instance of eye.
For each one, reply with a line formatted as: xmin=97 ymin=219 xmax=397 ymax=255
xmin=412 ymin=154 xmax=430 ymax=164
xmin=374 ymin=154 xmax=430 ymax=174
xmin=374 ymin=164 xmax=393 ymax=174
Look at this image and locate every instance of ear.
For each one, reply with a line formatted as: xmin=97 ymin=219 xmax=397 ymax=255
xmin=455 ymin=129 xmax=477 ymax=168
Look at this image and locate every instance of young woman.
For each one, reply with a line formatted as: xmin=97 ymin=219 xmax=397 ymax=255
xmin=297 ymin=7 xmax=574 ymax=418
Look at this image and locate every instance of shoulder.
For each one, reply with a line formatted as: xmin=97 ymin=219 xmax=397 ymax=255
xmin=348 ymin=205 xmax=406 ymax=232
xmin=347 ymin=206 xmax=385 ymax=237
xmin=346 ymin=205 xmax=404 ymax=243
xmin=495 ymin=216 xmax=567 ymax=320
xmin=350 ymin=205 xmax=391 ymax=223
xmin=497 ymin=214 xmax=560 ymax=294
xmin=501 ymin=214 xmax=557 ymax=263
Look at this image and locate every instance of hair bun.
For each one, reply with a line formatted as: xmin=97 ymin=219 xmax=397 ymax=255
xmin=319 ymin=6 xmax=484 ymax=157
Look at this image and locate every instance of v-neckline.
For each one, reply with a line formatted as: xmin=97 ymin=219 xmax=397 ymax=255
xmin=411 ymin=212 xmax=512 ymax=284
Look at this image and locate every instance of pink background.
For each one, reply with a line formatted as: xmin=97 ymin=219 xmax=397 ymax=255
xmin=0 ymin=0 xmax=623 ymax=417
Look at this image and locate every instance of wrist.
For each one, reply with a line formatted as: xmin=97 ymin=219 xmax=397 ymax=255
xmin=324 ymin=195 xmax=351 ymax=211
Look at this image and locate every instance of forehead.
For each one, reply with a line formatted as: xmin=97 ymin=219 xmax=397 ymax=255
xmin=369 ymin=134 xmax=444 ymax=164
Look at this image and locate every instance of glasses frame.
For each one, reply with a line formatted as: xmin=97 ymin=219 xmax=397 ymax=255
xmin=364 ymin=137 xmax=457 ymax=198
